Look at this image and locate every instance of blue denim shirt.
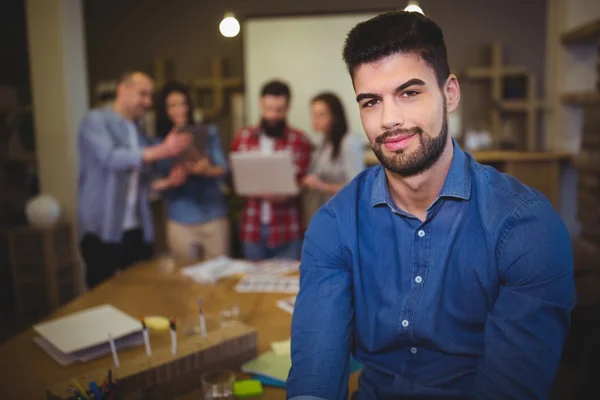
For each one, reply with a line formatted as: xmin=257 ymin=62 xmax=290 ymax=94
xmin=287 ymin=140 xmax=575 ymax=400
xmin=77 ymin=106 xmax=155 ymax=243
xmin=157 ymin=125 xmax=228 ymax=225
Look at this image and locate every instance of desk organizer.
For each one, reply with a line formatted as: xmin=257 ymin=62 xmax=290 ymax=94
xmin=46 ymin=322 xmax=258 ymax=399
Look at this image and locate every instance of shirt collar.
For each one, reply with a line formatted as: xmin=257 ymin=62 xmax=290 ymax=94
xmin=371 ymin=138 xmax=472 ymax=207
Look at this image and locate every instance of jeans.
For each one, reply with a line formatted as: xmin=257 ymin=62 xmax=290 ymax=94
xmin=242 ymin=224 xmax=302 ymax=261
xmin=80 ymin=228 xmax=153 ymax=289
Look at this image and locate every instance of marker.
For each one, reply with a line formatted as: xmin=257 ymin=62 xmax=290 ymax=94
xmin=89 ymin=381 xmax=102 ymax=400
xmin=170 ymin=318 xmax=177 ymax=355
xmin=72 ymin=379 xmax=89 ymax=399
xmin=107 ymin=333 xmax=120 ymax=368
xmin=141 ymin=317 xmax=152 ymax=357
xmin=197 ymin=299 xmax=207 ymax=337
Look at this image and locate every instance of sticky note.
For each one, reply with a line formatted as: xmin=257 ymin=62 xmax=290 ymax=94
xmin=270 ymin=338 xmax=291 ymax=355
xmin=144 ymin=316 xmax=170 ymax=332
xmin=234 ymin=379 xmax=263 ymax=397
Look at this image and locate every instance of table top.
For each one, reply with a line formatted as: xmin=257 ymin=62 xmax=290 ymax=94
xmin=0 ymin=259 xmax=358 ymax=399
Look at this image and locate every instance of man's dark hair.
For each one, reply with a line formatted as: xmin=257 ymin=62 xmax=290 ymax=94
xmin=261 ymin=80 xmax=291 ymax=101
xmin=343 ymin=11 xmax=450 ymax=88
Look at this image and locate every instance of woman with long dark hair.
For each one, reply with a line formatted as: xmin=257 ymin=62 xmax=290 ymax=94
xmin=301 ymin=92 xmax=365 ymax=206
xmin=153 ymin=81 xmax=229 ymax=261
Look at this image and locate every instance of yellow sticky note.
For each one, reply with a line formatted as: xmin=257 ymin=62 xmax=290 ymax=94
xmin=144 ymin=316 xmax=170 ymax=332
xmin=271 ymin=338 xmax=291 ymax=355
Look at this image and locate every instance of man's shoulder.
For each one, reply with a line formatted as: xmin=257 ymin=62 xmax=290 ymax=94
xmin=468 ymin=154 xmax=553 ymax=214
xmin=83 ymin=107 xmax=108 ymax=121
xmin=322 ymin=166 xmax=381 ymax=214
xmin=306 ymin=166 xmax=379 ymax=246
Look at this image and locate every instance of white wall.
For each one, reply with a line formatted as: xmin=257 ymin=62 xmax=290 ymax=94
xmin=244 ymin=13 xmax=379 ymax=145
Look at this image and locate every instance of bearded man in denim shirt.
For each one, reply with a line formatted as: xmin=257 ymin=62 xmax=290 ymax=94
xmin=287 ymin=11 xmax=575 ymax=400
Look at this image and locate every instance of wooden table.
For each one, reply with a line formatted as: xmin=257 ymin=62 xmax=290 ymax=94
xmin=365 ymin=150 xmax=572 ymax=209
xmin=0 ymin=259 xmax=359 ymax=399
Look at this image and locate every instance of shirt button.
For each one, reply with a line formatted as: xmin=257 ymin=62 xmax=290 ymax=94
xmin=411 ymin=347 xmax=418 ymax=354
xmin=415 ymin=276 xmax=423 ymax=284
xmin=417 ymin=230 xmax=425 ymax=237
xmin=402 ymin=319 xmax=409 ymax=328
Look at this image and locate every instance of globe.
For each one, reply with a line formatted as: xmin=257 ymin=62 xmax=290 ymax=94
xmin=25 ymin=194 xmax=61 ymax=228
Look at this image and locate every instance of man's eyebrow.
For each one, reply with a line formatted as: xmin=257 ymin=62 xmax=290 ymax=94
xmin=394 ymin=78 xmax=426 ymax=93
xmin=356 ymin=92 xmax=379 ymax=103
xmin=356 ymin=78 xmax=426 ymax=103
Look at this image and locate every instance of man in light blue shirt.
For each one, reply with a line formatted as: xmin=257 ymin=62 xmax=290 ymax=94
xmin=78 ymin=71 xmax=190 ymax=289
xmin=287 ymin=11 xmax=575 ymax=400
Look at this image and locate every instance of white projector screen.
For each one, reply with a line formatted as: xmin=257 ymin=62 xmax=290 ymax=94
xmin=243 ymin=13 xmax=381 ymax=145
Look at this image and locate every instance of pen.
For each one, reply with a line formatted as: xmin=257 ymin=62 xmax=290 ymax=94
xmin=89 ymin=381 xmax=102 ymax=400
xmin=141 ymin=317 xmax=152 ymax=357
xmin=197 ymin=298 xmax=207 ymax=337
xmin=170 ymin=318 xmax=177 ymax=355
xmin=107 ymin=333 xmax=120 ymax=368
xmin=72 ymin=379 xmax=89 ymax=399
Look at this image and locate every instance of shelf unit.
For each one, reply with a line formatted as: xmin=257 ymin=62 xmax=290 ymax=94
xmin=561 ymin=18 xmax=600 ymax=45
xmin=464 ymin=42 xmax=548 ymax=151
xmin=560 ymin=18 xmax=600 ymax=305
xmin=561 ymin=91 xmax=600 ymax=106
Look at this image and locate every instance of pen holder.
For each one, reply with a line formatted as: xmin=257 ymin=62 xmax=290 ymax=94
xmin=46 ymin=322 xmax=258 ymax=400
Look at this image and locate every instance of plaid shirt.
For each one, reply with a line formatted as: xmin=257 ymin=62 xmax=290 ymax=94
xmin=231 ymin=125 xmax=312 ymax=247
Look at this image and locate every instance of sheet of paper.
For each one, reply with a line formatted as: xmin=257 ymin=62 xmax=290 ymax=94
xmin=249 ymin=258 xmax=300 ymax=278
xmin=271 ymin=338 xmax=291 ymax=356
xmin=229 ymin=150 xmax=299 ymax=196
xmin=241 ymin=350 xmax=292 ymax=383
xmin=33 ymin=304 xmax=141 ymax=355
xmin=235 ymin=275 xmax=299 ymax=294
xmin=276 ymin=296 xmax=296 ymax=315
xmin=180 ymin=256 xmax=255 ymax=284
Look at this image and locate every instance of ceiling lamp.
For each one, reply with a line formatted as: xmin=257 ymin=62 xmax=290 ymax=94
xmin=219 ymin=12 xmax=240 ymax=38
xmin=404 ymin=1 xmax=424 ymax=14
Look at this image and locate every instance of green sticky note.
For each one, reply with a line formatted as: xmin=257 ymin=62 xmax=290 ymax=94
xmin=234 ymin=379 xmax=264 ymax=397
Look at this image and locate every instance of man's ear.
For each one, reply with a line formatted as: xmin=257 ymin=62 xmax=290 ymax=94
xmin=444 ymin=74 xmax=460 ymax=113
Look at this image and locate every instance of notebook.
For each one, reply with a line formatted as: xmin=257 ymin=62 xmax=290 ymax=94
xmin=33 ymin=304 xmax=142 ymax=355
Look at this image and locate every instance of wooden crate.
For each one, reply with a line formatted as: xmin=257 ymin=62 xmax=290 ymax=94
xmin=46 ymin=322 xmax=258 ymax=400
xmin=8 ymin=222 xmax=81 ymax=319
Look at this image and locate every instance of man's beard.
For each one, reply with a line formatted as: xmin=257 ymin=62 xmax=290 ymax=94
xmin=261 ymin=118 xmax=286 ymax=138
xmin=370 ymin=100 xmax=448 ymax=178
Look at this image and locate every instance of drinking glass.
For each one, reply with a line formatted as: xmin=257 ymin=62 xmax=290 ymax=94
xmin=202 ymin=370 xmax=235 ymax=400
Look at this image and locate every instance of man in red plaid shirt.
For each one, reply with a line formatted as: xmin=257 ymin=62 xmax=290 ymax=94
xmin=231 ymin=80 xmax=312 ymax=261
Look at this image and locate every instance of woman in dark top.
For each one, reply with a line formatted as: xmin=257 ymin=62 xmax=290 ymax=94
xmin=153 ymin=81 xmax=229 ymax=261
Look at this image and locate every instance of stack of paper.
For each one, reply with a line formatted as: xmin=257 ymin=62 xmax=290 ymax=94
xmin=271 ymin=338 xmax=291 ymax=355
xmin=235 ymin=275 xmax=299 ymax=294
xmin=180 ymin=256 xmax=256 ymax=284
xmin=249 ymin=258 xmax=300 ymax=278
xmin=276 ymin=296 xmax=296 ymax=314
xmin=242 ymin=350 xmax=292 ymax=385
xmin=242 ymin=340 xmax=363 ymax=388
xmin=33 ymin=304 xmax=143 ymax=366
